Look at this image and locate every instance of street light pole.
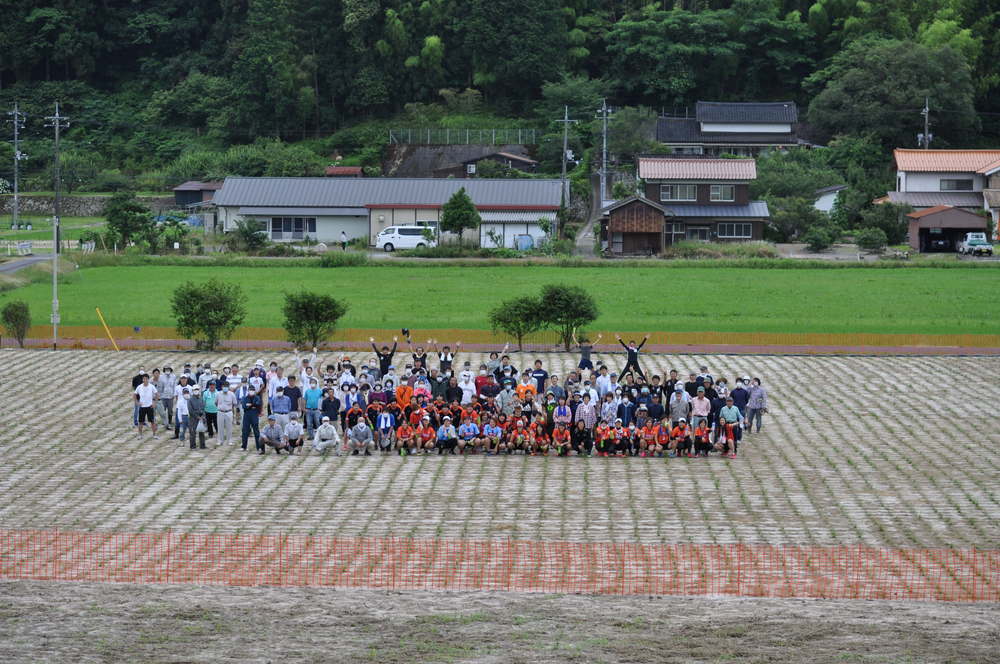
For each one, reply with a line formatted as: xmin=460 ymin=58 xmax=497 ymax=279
xmin=45 ymin=102 xmax=69 ymax=350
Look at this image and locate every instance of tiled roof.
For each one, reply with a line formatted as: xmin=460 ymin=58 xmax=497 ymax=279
xmin=214 ymin=177 xmax=566 ymax=209
xmin=656 ymin=118 xmax=796 ymax=144
xmin=172 ymin=180 xmax=223 ymax=191
xmin=695 ymin=101 xmax=798 ymax=124
xmin=893 ymin=149 xmax=1000 ymax=173
xmin=906 ymin=205 xmax=952 ymax=219
xmin=638 ymin=157 xmax=756 ymax=180
xmin=324 ymin=166 xmax=363 ymax=176
xmin=886 ymin=191 xmax=984 ymax=208
xmin=663 ymin=201 xmax=770 ymax=218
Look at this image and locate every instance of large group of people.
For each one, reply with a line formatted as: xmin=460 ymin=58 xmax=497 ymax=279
xmin=132 ymin=334 xmax=768 ymax=459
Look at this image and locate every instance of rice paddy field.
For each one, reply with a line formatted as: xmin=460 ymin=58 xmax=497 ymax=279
xmin=1 ymin=348 xmax=998 ymax=662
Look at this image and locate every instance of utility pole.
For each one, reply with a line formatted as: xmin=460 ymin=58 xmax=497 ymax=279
xmin=554 ymin=105 xmax=578 ymax=238
xmin=6 ymin=103 xmax=27 ymax=229
xmin=597 ymin=99 xmax=611 ymax=205
xmin=919 ymin=97 xmax=931 ymax=149
xmin=45 ymin=102 xmax=69 ymax=350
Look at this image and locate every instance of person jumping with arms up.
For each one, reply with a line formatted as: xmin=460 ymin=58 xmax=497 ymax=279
xmin=615 ymin=333 xmax=650 ymax=381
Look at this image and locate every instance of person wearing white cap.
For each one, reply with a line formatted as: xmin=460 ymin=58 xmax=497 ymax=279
xmin=669 ymin=418 xmax=691 ymax=457
xmin=312 ymin=416 xmax=341 ymax=455
xmin=284 ymin=412 xmax=306 ymax=454
xmin=435 ymin=415 xmax=458 ymax=455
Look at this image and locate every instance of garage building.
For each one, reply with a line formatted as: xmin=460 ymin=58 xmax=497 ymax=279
xmin=906 ymin=205 xmax=988 ymax=252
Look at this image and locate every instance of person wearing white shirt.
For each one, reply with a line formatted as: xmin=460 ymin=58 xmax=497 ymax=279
xmin=215 ymin=385 xmax=238 ymax=445
xmin=174 ymin=387 xmax=192 ymax=440
xmin=312 ymin=416 xmax=341 ymax=455
xmin=285 ymin=413 xmax=306 ymax=455
xmin=595 ymin=367 xmax=612 ymax=398
xmin=134 ymin=374 xmax=159 ymax=438
xmin=295 ymin=348 xmax=317 ymax=386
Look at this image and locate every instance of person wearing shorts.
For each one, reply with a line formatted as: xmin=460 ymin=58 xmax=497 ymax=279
xmin=134 ymin=374 xmax=159 ymax=438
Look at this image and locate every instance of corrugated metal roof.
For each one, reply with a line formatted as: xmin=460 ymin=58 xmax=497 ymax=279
xmin=214 ymin=177 xmax=565 ymax=209
xmin=696 ymin=101 xmax=798 ymax=124
xmin=886 ymin=191 xmax=984 ymax=208
xmin=638 ymin=157 xmax=757 ymax=180
xmin=480 ymin=211 xmax=554 ymax=223
xmin=893 ymin=149 xmax=1000 ymax=173
xmin=239 ymin=206 xmax=368 ymax=216
xmin=656 ymin=118 xmax=796 ymax=144
xmin=173 ymin=180 xmax=223 ymax=191
xmin=663 ymin=201 xmax=770 ymax=218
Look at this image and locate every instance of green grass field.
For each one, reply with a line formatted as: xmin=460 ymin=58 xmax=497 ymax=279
xmin=3 ymin=264 xmax=998 ymax=335
xmin=0 ymin=216 xmax=106 ymax=241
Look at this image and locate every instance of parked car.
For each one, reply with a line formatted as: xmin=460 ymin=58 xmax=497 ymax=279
xmin=376 ymin=225 xmax=438 ymax=252
xmin=957 ymin=232 xmax=994 ymax=256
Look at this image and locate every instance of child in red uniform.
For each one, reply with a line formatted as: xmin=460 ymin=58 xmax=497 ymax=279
xmin=395 ymin=421 xmax=417 ymax=455
xmin=507 ymin=420 xmax=530 ymax=454
xmin=551 ymin=421 xmax=572 ymax=456
xmin=595 ymin=422 xmax=614 ymax=457
xmin=416 ymin=416 xmax=437 ymax=453
xmin=670 ymin=418 xmax=691 ymax=457
xmin=612 ymin=420 xmax=628 ymax=456
xmin=714 ymin=422 xmax=737 ymax=458
xmin=640 ymin=421 xmax=662 ymax=457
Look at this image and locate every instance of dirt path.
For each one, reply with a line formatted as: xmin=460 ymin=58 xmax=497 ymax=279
xmin=2 ymin=580 xmax=997 ymax=663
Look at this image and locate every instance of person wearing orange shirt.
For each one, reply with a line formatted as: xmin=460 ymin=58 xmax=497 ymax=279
xmin=611 ymin=420 xmax=629 ymax=457
xmin=395 ymin=382 xmax=414 ymax=410
xmin=395 ymin=421 xmax=417 ymax=455
xmin=532 ymin=425 xmax=550 ymax=456
xmin=416 ymin=415 xmax=437 ymax=454
xmin=670 ymin=418 xmax=692 ymax=458
xmin=551 ymin=421 xmax=572 ymax=456
xmin=507 ymin=419 xmax=530 ymax=454
xmin=515 ymin=372 xmax=537 ymax=402
xmin=594 ymin=422 xmax=614 ymax=457
xmin=693 ymin=421 xmax=712 ymax=457
xmin=655 ymin=418 xmax=671 ymax=457
xmin=640 ymin=421 xmax=662 ymax=457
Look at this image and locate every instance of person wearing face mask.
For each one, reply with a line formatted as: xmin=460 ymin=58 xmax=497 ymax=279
xmin=302 ymin=378 xmax=324 ymax=438
xmin=600 ymin=392 xmax=619 ymax=426
xmin=187 ymin=387 xmax=207 ymax=450
xmin=617 ymin=391 xmax=636 ymax=427
xmin=215 ymin=382 xmax=237 ymax=445
xmin=203 ymin=381 xmax=219 ymax=438
xmin=730 ymin=376 xmax=751 ymax=418
xmin=131 ymin=366 xmax=148 ymax=430
xmin=474 ymin=365 xmax=492 ymax=396
xmin=157 ymin=366 xmax=177 ymax=426
xmin=496 ymin=382 xmax=517 ymax=416
xmin=240 ymin=387 xmax=263 ymax=452
xmin=745 ymin=378 xmax=767 ymax=434
xmin=174 ymin=386 xmax=191 ymax=440
xmin=458 ymin=370 xmax=476 ymax=405
xmin=575 ymin=392 xmax=597 ymax=430
xmin=270 ymin=386 xmax=292 ymax=431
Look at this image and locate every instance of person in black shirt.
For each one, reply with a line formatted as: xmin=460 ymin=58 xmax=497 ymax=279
xmin=370 ymin=336 xmax=398 ymax=376
xmin=283 ymin=377 xmax=303 ymax=415
xmin=320 ymin=388 xmax=340 ymax=425
xmin=615 ymin=334 xmax=649 ymax=380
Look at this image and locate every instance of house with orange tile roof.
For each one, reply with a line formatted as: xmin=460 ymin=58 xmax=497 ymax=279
xmin=887 ymin=149 xmax=1000 ymax=236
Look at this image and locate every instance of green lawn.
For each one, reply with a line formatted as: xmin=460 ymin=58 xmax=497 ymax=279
xmin=3 ymin=264 xmax=998 ymax=335
xmin=0 ymin=216 xmax=106 ymax=241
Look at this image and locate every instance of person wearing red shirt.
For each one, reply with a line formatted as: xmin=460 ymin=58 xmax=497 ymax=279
xmin=713 ymin=421 xmax=737 ymax=458
xmin=416 ymin=416 xmax=437 ymax=453
xmin=611 ymin=421 xmax=629 ymax=456
xmin=551 ymin=422 xmax=572 ymax=456
xmin=395 ymin=422 xmax=417 ymax=455
xmin=507 ymin=420 xmax=530 ymax=454
xmin=594 ymin=422 xmax=614 ymax=457
xmin=693 ymin=422 xmax=712 ymax=457
xmin=532 ymin=426 xmax=550 ymax=456
xmin=474 ymin=364 xmax=493 ymax=396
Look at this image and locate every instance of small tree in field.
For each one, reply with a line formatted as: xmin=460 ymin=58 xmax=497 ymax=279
xmin=282 ymin=291 xmax=348 ymax=348
xmin=171 ymin=279 xmax=246 ymax=350
xmin=1 ymin=300 xmax=31 ymax=348
xmin=539 ymin=284 xmax=599 ymax=351
xmin=489 ymin=296 xmax=545 ymax=351
xmin=856 ymin=227 xmax=888 ymax=254
xmin=440 ymin=187 xmax=480 ymax=246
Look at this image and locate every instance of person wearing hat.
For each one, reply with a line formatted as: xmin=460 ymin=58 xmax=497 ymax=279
xmin=670 ymin=418 xmax=692 ymax=457
xmin=610 ymin=418 xmax=628 ymax=456
xmin=187 ymin=387 xmax=207 ymax=450
xmin=157 ymin=366 xmax=177 ymax=427
xmin=435 ymin=415 xmax=459 ymax=455
xmin=415 ymin=415 xmax=436 ymax=454
xmin=312 ymin=416 xmax=341 ymax=455
xmin=240 ymin=386 xmax=263 ymax=452
xmin=633 ymin=402 xmax=650 ymax=430
xmin=347 ymin=418 xmax=374 ymax=456
xmin=690 ymin=386 xmax=711 ymax=432
xmin=215 ymin=381 xmax=237 ymax=446
xmin=285 ymin=412 xmax=305 ymax=454
xmin=260 ymin=415 xmax=290 ymax=455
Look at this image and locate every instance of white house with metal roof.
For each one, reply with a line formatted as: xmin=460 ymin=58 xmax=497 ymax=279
xmin=211 ymin=177 xmax=567 ymax=248
xmin=656 ymin=101 xmax=803 ymax=156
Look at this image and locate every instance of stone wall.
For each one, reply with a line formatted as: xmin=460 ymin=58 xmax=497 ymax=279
xmin=0 ymin=195 xmax=174 ymax=217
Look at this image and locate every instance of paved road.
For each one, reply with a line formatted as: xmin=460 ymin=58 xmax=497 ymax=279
xmin=0 ymin=256 xmax=50 ymax=273
xmin=573 ymin=173 xmax=602 ymax=256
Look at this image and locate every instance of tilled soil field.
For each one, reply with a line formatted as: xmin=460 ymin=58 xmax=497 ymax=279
xmin=1 ymin=349 xmax=997 ymax=549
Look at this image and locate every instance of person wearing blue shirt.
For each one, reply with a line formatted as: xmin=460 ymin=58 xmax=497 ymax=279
xmin=375 ymin=410 xmax=396 ymax=455
xmin=270 ymin=388 xmax=292 ymax=430
xmin=436 ymin=416 xmax=458 ymax=455
xmin=457 ymin=417 xmax=483 ymax=454
xmin=482 ymin=417 xmax=504 ymax=455
xmin=240 ymin=389 xmax=262 ymax=451
xmin=303 ymin=379 xmax=324 ymax=438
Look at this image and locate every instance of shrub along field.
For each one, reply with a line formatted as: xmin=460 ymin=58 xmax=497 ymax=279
xmin=3 ymin=263 xmax=999 ymax=335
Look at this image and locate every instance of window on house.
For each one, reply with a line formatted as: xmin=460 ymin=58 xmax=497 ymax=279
xmin=660 ymin=184 xmax=697 ymax=202
xmin=270 ymin=217 xmax=316 ymax=240
xmin=716 ymin=222 xmax=753 ymax=239
xmin=710 ymin=184 xmax=735 ymax=201
xmin=665 ymin=222 xmax=685 ymax=234
xmin=611 ymin=232 xmax=623 ymax=253
xmin=940 ymin=179 xmax=973 ymax=191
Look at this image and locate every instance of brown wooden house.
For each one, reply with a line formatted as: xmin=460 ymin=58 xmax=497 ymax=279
xmin=600 ymin=157 xmax=770 ymax=255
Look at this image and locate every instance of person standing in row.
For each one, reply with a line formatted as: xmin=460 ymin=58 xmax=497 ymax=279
xmin=157 ymin=366 xmax=177 ymax=426
xmin=241 ymin=387 xmax=262 ymax=451
xmin=134 ymin=373 xmax=159 ymax=438
xmin=203 ymin=381 xmax=219 ymax=438
xmin=215 ymin=383 xmax=237 ymax=445
xmin=188 ymin=387 xmax=207 ymax=450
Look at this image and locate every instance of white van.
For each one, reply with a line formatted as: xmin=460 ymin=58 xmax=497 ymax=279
xmin=376 ymin=225 xmax=438 ymax=252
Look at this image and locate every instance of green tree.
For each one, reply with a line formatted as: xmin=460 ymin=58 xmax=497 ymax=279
xmin=282 ymin=291 xmax=348 ymax=348
xmin=607 ymin=107 xmax=659 ymax=162
xmin=171 ymin=279 xmax=247 ymax=351
xmin=1 ymin=300 xmax=31 ymax=348
xmin=856 ymin=227 xmax=888 ymax=253
xmin=802 ymin=226 xmax=833 ymax=252
xmin=807 ymin=38 xmax=978 ymax=147
xmin=860 ymin=203 xmax=910 ymax=245
xmin=104 ymin=191 xmax=152 ymax=246
xmin=489 ymin=296 xmax=545 ymax=351
xmin=440 ymin=188 xmax=481 ymax=246
xmin=224 ymin=219 xmax=269 ymax=252
xmin=766 ymin=197 xmax=831 ymax=243
xmin=539 ymin=284 xmax=598 ymax=351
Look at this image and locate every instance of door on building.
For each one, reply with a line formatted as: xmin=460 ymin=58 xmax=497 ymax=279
xmin=686 ymin=226 xmax=710 ymax=241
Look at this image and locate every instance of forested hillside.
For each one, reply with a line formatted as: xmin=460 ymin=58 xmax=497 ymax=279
xmin=1 ymin=0 xmax=998 ymax=186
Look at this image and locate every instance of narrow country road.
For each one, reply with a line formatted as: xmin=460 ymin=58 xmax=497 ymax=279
xmin=0 ymin=256 xmax=50 ymax=273
xmin=573 ymin=173 xmax=603 ymax=256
